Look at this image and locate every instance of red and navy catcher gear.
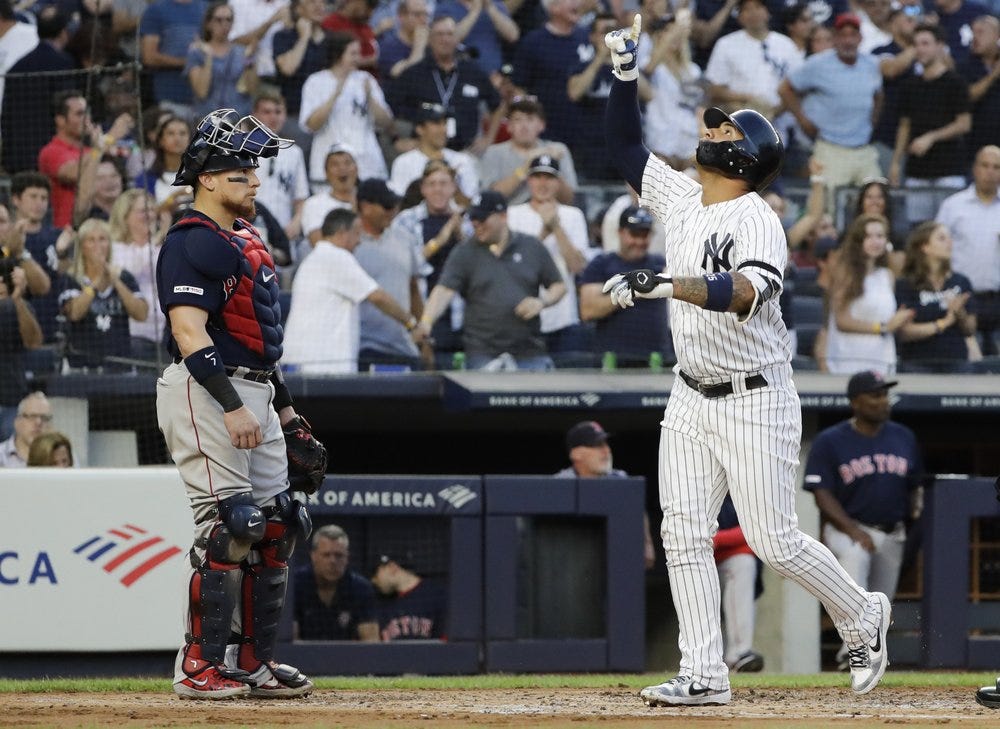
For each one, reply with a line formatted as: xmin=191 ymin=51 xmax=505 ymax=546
xmin=175 ymin=109 xmax=294 ymax=186
xmin=696 ymin=107 xmax=784 ymax=192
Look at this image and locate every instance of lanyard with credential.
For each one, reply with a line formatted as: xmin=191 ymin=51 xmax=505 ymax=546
xmin=432 ymin=68 xmax=458 ymax=109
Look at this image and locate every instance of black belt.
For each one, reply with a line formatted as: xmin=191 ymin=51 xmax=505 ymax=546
xmin=862 ymin=521 xmax=902 ymax=534
xmin=679 ymin=370 xmax=768 ymax=398
xmin=172 ymin=357 xmax=274 ymax=383
xmin=225 ymin=365 xmax=274 ymax=383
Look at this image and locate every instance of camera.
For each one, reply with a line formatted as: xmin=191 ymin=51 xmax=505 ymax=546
xmin=649 ymin=13 xmax=675 ymax=31
xmin=0 ymin=254 xmax=17 ymax=294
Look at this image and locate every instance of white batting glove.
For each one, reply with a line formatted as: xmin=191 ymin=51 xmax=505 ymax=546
xmin=604 ymin=14 xmax=642 ymax=82
xmin=602 ymin=269 xmax=674 ymax=308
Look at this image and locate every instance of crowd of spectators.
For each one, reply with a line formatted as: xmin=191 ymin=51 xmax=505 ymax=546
xmin=0 ymin=0 xmax=996 ymax=379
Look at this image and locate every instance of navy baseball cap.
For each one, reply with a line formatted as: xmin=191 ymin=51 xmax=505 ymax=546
xmin=528 ymin=154 xmax=560 ymax=177
xmin=468 ymin=190 xmax=507 ymax=221
xmin=566 ymin=421 xmax=611 ymax=450
xmin=619 ymin=205 xmax=654 ymax=231
xmin=415 ymin=102 xmax=448 ymax=124
xmin=357 ymin=178 xmax=400 ymax=209
xmin=847 ymin=370 xmax=898 ymax=399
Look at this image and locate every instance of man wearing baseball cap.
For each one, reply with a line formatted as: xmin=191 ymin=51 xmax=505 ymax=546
xmin=779 ymin=11 xmax=883 ymax=203
xmin=803 ymin=370 xmax=923 ymax=669
xmin=578 ymin=205 xmax=672 ymax=367
xmin=507 ymin=153 xmax=592 ymax=364
xmin=419 ymin=190 xmax=567 ymax=370
xmin=554 ymin=421 xmax=655 ymax=569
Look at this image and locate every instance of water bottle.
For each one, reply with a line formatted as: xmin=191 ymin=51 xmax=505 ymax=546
xmin=649 ymin=351 xmax=663 ymax=373
xmin=452 ymin=351 xmax=467 ymax=370
xmin=601 ymin=351 xmax=617 ymax=372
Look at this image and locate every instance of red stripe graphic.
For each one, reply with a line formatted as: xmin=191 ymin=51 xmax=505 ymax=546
xmin=103 ymin=536 xmax=163 ymax=573
xmin=120 ymin=546 xmax=182 ymax=587
xmin=108 ymin=529 xmax=133 ymax=540
xmin=126 ymin=524 xmax=147 ymax=534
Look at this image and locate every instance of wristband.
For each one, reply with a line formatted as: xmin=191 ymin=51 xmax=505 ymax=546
xmin=270 ymin=368 xmax=293 ymax=411
xmin=185 ymin=346 xmax=244 ymax=412
xmin=703 ymin=272 xmax=734 ymax=312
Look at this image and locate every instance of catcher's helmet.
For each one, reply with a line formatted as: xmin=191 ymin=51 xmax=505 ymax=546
xmin=174 ymin=109 xmax=293 ymax=186
xmin=695 ymin=107 xmax=783 ymax=191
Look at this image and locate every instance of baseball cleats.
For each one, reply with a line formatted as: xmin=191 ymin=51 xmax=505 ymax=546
xmin=975 ymin=678 xmax=1000 ymax=708
xmin=640 ymin=676 xmax=731 ymax=706
xmin=848 ymin=591 xmax=892 ymax=695
xmin=174 ymin=665 xmax=251 ymax=700
xmin=729 ymin=650 xmax=764 ymax=673
xmin=245 ymin=660 xmax=314 ymax=699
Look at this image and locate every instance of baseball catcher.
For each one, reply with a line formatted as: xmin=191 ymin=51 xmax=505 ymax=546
xmin=154 ymin=108 xmax=323 ymax=699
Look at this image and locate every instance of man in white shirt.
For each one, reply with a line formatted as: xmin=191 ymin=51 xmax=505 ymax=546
xmin=935 ymin=145 xmax=1000 ymax=355
xmin=253 ymin=91 xmax=311 ymax=243
xmin=705 ymin=0 xmax=802 ymax=119
xmin=301 ymin=142 xmax=358 ymax=243
xmin=388 ymin=102 xmax=478 ymax=204
xmin=0 ymin=391 xmax=52 ymax=468
xmin=0 ymin=4 xmax=38 ymax=121
xmin=506 ymin=154 xmax=593 ymax=362
xmin=229 ymin=0 xmax=290 ymax=80
xmin=282 ymin=208 xmax=428 ymax=373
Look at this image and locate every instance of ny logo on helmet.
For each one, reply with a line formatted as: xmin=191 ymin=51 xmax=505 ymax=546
xmin=701 ymin=232 xmax=734 ymax=273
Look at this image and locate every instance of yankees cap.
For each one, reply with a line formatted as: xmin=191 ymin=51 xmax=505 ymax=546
xmin=325 ymin=142 xmax=356 ymax=161
xmin=619 ymin=205 xmax=654 ymax=231
xmin=468 ymin=190 xmax=507 ymax=221
xmin=566 ymin=421 xmax=611 ymax=450
xmin=372 ymin=553 xmax=412 ymax=574
xmin=528 ymin=154 xmax=560 ymax=177
xmin=847 ymin=370 xmax=898 ymax=399
xmin=415 ymin=102 xmax=448 ymax=124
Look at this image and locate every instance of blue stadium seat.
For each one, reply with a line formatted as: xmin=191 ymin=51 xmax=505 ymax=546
xmin=793 ymin=295 xmax=825 ymax=328
xmin=795 ymin=266 xmax=821 ymax=297
xmin=796 ymin=323 xmax=821 ymax=358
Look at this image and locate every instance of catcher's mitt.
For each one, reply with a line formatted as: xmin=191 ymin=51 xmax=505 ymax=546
xmin=283 ymin=416 xmax=327 ymax=494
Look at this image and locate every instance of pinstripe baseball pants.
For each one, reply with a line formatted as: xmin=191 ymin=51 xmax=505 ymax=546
xmin=658 ymin=364 xmax=884 ymax=689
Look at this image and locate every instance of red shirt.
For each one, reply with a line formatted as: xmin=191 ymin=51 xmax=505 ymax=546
xmin=38 ymin=136 xmax=87 ymax=228
xmin=322 ymin=13 xmax=379 ymax=67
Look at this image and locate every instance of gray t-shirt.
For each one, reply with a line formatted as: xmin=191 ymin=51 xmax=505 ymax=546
xmin=478 ymin=140 xmax=579 ymax=206
xmin=438 ymin=232 xmax=562 ymax=357
xmin=355 ymin=227 xmax=421 ymax=359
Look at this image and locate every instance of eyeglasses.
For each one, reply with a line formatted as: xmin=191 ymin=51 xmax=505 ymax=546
xmin=18 ymin=413 xmax=53 ymax=423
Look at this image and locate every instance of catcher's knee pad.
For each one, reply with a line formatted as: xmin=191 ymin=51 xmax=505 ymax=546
xmin=199 ymin=493 xmax=267 ymax=565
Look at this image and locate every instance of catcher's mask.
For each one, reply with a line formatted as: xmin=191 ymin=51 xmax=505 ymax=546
xmin=174 ymin=109 xmax=294 ymax=186
xmin=695 ymin=107 xmax=783 ymax=192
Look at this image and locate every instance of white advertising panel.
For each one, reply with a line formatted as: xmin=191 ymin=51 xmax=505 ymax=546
xmin=0 ymin=468 xmax=191 ymax=651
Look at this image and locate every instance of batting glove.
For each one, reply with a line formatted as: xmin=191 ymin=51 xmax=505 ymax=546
xmin=602 ymin=269 xmax=674 ymax=308
xmin=605 ymin=14 xmax=642 ymax=82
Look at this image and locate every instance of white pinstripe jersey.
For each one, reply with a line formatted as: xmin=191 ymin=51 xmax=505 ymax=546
xmin=640 ymin=155 xmax=792 ymax=379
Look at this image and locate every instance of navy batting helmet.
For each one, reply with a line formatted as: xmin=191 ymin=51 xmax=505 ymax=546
xmin=174 ymin=109 xmax=293 ymax=186
xmin=695 ymin=107 xmax=784 ymax=191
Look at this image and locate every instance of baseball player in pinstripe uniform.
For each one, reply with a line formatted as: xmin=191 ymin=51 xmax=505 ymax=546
xmin=602 ymin=15 xmax=892 ymax=707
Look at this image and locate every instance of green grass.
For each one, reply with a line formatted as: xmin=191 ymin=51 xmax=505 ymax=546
xmin=1 ymin=671 xmax=995 ymax=693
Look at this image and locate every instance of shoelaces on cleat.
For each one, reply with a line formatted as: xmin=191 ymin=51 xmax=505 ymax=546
xmin=847 ymin=645 xmax=869 ymax=669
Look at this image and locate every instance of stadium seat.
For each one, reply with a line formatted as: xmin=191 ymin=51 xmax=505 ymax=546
xmin=796 ymin=323 xmax=821 ymax=358
xmin=794 ymin=266 xmax=821 ymax=297
xmin=793 ymin=296 xmax=825 ymax=328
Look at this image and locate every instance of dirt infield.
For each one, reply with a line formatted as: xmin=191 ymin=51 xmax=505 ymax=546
xmin=4 ymin=686 xmax=1000 ymax=729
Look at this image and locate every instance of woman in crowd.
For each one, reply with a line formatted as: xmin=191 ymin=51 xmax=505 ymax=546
xmin=59 ymin=218 xmax=148 ymax=372
xmin=135 ymin=115 xmax=194 ymax=219
xmin=392 ymin=159 xmax=471 ymax=367
xmin=852 ymin=178 xmax=907 ymax=263
xmin=895 ymin=221 xmax=978 ymax=372
xmin=27 ymin=431 xmax=74 ymax=467
xmin=299 ymin=31 xmax=393 ymax=183
xmin=110 ymin=190 xmax=169 ymax=362
xmin=185 ymin=2 xmax=256 ymax=120
xmin=643 ymin=9 xmax=703 ymax=170
xmin=822 ymin=213 xmax=914 ymax=375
